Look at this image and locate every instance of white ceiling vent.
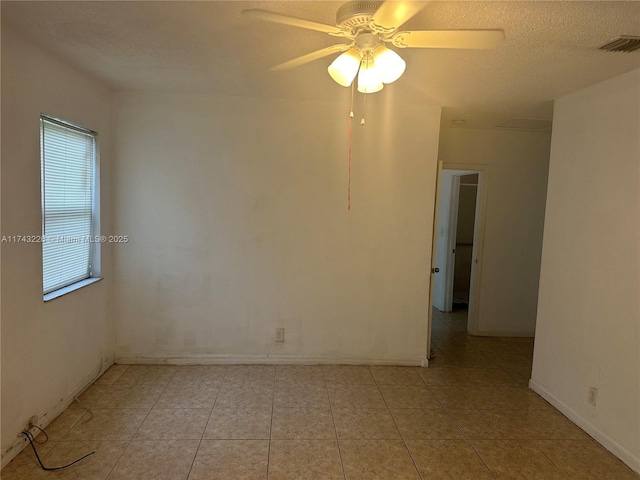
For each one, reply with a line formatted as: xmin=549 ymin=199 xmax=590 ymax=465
xmin=599 ymin=36 xmax=640 ymax=53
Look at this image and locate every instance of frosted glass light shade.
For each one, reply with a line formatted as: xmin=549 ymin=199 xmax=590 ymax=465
xmin=328 ymin=48 xmax=362 ymax=87
xmin=373 ymin=45 xmax=406 ymax=84
xmin=357 ymin=59 xmax=384 ymax=93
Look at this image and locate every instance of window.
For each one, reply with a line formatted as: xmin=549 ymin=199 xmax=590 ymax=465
xmin=40 ymin=115 xmax=100 ymax=298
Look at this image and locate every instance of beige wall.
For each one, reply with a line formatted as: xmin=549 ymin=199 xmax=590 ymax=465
xmin=111 ymin=91 xmax=441 ymax=365
xmin=1 ymin=28 xmax=113 ymax=465
xmin=438 ymin=128 xmax=551 ymax=336
xmin=531 ymin=68 xmax=640 ymax=473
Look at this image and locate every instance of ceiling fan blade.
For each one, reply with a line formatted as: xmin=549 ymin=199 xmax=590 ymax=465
xmin=392 ymin=29 xmax=505 ymax=49
xmin=370 ymin=1 xmax=429 ymax=34
xmin=243 ymin=9 xmax=345 ymax=35
xmin=270 ymin=44 xmax=350 ymax=71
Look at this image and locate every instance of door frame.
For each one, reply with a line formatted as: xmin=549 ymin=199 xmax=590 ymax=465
xmin=427 ymin=163 xmax=488 ymax=354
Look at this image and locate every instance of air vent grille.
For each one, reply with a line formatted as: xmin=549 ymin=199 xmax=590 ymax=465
xmin=599 ymin=36 xmax=640 ymax=53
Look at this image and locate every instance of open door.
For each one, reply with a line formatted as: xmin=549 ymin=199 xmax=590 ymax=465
xmin=426 ymin=161 xmax=443 ymax=361
xmin=432 ymin=173 xmax=462 ymax=313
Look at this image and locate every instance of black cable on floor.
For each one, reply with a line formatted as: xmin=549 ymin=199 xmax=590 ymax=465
xmin=30 ymin=425 xmax=48 ymax=444
xmin=21 ymin=430 xmax=95 ymax=471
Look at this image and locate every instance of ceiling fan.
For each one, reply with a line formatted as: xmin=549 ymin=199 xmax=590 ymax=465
xmin=243 ymin=1 xmax=505 ymax=93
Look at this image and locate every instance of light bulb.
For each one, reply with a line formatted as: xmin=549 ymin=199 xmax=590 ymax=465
xmin=373 ymin=45 xmax=406 ymax=84
xmin=328 ymin=48 xmax=362 ymax=87
xmin=357 ymin=56 xmax=384 ymax=94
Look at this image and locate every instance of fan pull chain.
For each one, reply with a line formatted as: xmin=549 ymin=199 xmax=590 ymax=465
xmin=361 ymin=91 xmax=367 ymax=125
xmin=360 ymin=56 xmax=368 ymax=126
xmin=348 ymin=81 xmax=355 ymax=211
xmin=350 ymin=76 xmax=355 ymax=118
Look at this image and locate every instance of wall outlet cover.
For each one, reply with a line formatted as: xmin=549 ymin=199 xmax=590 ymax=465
xmin=275 ymin=328 xmax=285 ymax=342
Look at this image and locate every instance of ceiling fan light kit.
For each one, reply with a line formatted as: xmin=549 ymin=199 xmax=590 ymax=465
xmin=328 ymin=40 xmax=407 ymax=90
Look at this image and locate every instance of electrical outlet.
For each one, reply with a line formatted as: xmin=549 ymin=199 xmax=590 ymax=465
xmin=588 ymin=386 xmax=598 ymax=406
xmin=275 ymin=328 xmax=285 ymax=342
xmin=29 ymin=415 xmax=39 ymax=428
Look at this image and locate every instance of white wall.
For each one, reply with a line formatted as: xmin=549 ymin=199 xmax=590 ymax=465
xmin=112 ymin=91 xmax=441 ymax=365
xmin=531 ymin=69 xmax=640 ymax=473
xmin=1 ymin=27 xmax=113 ymax=465
xmin=438 ymin=128 xmax=551 ymax=336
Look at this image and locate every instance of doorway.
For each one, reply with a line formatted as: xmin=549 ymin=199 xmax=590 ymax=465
xmin=427 ymin=164 xmax=487 ymax=359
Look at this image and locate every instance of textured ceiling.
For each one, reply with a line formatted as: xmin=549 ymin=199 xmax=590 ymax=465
xmin=3 ymin=1 xmax=640 ymax=129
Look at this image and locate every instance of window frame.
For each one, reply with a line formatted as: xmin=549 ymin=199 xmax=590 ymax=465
xmin=40 ymin=114 xmax=102 ymax=301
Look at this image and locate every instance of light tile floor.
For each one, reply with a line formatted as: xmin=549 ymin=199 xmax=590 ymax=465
xmin=3 ymin=308 xmax=639 ymax=479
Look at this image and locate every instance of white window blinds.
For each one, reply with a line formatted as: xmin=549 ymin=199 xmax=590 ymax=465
xmin=40 ymin=116 xmax=97 ymax=294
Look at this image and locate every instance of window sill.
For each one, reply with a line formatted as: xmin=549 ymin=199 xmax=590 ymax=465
xmin=43 ymin=277 xmax=103 ymax=302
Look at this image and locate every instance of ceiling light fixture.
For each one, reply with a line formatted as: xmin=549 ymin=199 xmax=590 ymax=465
xmin=327 ymin=34 xmax=406 ymax=93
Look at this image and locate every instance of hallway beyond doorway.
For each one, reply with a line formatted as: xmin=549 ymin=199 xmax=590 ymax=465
xmin=429 ymin=306 xmax=534 ymax=384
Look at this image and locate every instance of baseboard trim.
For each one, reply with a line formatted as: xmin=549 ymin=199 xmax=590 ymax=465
xmin=529 ymin=379 xmax=640 ymax=475
xmin=468 ymin=329 xmax=535 ymax=337
xmin=1 ymin=356 xmax=114 ymax=470
xmin=114 ymin=354 xmax=426 ymax=367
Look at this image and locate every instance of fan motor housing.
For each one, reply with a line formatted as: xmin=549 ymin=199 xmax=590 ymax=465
xmin=336 ymin=1 xmax=382 ymax=30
